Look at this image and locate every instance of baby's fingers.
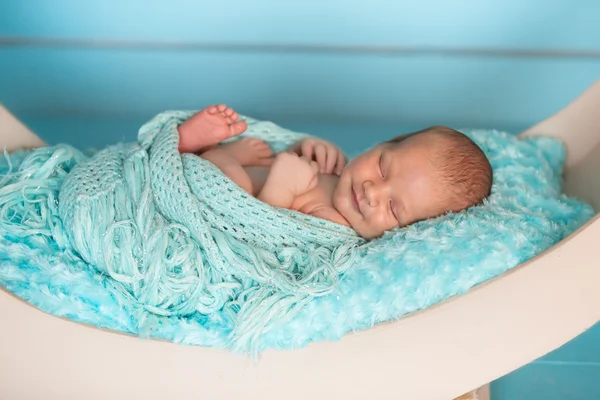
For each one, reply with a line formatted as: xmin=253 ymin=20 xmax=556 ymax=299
xmin=325 ymin=147 xmax=339 ymax=174
xmin=335 ymin=151 xmax=347 ymax=175
xmin=300 ymin=156 xmax=319 ymax=173
xmin=310 ymin=159 xmax=319 ymax=173
xmin=314 ymin=144 xmax=327 ymax=173
xmin=301 ymin=140 xmax=315 ymax=159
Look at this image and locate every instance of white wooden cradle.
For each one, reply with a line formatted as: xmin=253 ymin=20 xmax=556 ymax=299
xmin=0 ymin=79 xmax=599 ymax=400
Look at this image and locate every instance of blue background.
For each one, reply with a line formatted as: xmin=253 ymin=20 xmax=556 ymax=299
xmin=1 ymin=1 xmax=599 ymax=397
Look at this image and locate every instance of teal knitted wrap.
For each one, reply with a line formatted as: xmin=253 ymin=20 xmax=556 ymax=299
xmin=34 ymin=111 xmax=364 ymax=349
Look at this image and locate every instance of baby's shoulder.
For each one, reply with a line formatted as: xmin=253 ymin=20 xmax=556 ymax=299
xmin=296 ymin=197 xmax=349 ymax=227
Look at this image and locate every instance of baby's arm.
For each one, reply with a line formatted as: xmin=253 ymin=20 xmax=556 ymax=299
xmin=258 ymin=152 xmax=319 ymax=209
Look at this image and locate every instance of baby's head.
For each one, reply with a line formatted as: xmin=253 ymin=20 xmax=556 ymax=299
xmin=333 ymin=126 xmax=492 ymax=239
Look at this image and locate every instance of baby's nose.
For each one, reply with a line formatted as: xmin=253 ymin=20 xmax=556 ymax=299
xmin=363 ymin=181 xmax=382 ymax=207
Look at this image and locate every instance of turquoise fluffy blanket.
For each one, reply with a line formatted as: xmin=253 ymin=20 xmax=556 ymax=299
xmin=0 ymin=112 xmax=594 ymax=353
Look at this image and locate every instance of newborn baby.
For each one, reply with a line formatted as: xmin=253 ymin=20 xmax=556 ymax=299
xmin=178 ymin=105 xmax=493 ymax=239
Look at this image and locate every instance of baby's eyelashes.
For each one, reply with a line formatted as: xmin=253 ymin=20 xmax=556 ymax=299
xmin=388 ymin=200 xmax=400 ymax=224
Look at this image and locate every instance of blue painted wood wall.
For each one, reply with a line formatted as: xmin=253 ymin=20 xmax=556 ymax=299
xmin=1 ymin=1 xmax=599 ymax=398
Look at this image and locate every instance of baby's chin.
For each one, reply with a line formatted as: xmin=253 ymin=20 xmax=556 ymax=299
xmin=355 ymin=226 xmax=385 ymax=240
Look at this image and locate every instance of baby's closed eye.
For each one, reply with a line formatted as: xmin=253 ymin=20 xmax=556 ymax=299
xmin=388 ymin=200 xmax=400 ymax=224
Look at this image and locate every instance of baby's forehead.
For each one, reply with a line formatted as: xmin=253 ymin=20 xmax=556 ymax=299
xmin=386 ymin=146 xmax=440 ymax=177
xmin=384 ymin=139 xmax=452 ymax=181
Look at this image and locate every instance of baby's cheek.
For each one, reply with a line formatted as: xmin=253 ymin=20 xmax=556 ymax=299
xmin=367 ymin=212 xmax=390 ymax=232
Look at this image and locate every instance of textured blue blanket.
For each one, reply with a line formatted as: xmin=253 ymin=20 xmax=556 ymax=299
xmin=0 ymin=114 xmax=593 ymax=354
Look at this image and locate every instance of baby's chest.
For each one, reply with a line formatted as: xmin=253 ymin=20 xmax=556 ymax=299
xmin=293 ymin=174 xmax=337 ymax=213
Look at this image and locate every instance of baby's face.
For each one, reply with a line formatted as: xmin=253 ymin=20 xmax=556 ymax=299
xmin=333 ymin=135 xmax=449 ymax=239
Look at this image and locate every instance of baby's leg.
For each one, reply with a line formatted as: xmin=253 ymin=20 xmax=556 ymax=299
xmin=178 ymin=104 xmax=247 ymax=154
xmin=209 ymin=138 xmax=273 ymax=167
xmin=200 ymin=148 xmax=254 ymax=194
xmin=200 ymin=138 xmax=273 ymax=194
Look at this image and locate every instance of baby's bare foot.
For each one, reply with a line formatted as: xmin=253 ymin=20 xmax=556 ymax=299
xmin=219 ymin=138 xmax=274 ymax=166
xmin=178 ymin=104 xmax=248 ymax=153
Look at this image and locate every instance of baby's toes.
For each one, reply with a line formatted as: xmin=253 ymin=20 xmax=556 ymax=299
xmin=241 ymin=138 xmax=262 ymax=146
xmin=249 ymin=139 xmax=271 ymax=152
xmin=226 ymin=111 xmax=240 ymax=124
xmin=262 ymin=145 xmax=274 ymax=155
xmin=256 ymin=144 xmax=273 ymax=158
xmin=246 ymin=138 xmax=264 ymax=146
xmin=228 ymin=121 xmax=247 ymax=136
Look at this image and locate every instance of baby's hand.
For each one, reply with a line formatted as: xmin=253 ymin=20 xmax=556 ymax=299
xmin=270 ymin=152 xmax=319 ymax=197
xmin=290 ymin=138 xmax=346 ymax=175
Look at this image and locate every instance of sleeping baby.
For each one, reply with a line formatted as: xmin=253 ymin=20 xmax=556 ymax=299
xmin=178 ymin=104 xmax=493 ymax=239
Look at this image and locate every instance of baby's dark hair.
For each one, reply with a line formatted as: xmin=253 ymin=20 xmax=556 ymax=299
xmin=387 ymin=126 xmax=493 ymax=211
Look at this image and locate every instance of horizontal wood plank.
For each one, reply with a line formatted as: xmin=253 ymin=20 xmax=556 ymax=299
xmin=1 ymin=0 xmax=599 ymax=52
xmin=2 ymin=47 xmax=598 ymax=127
